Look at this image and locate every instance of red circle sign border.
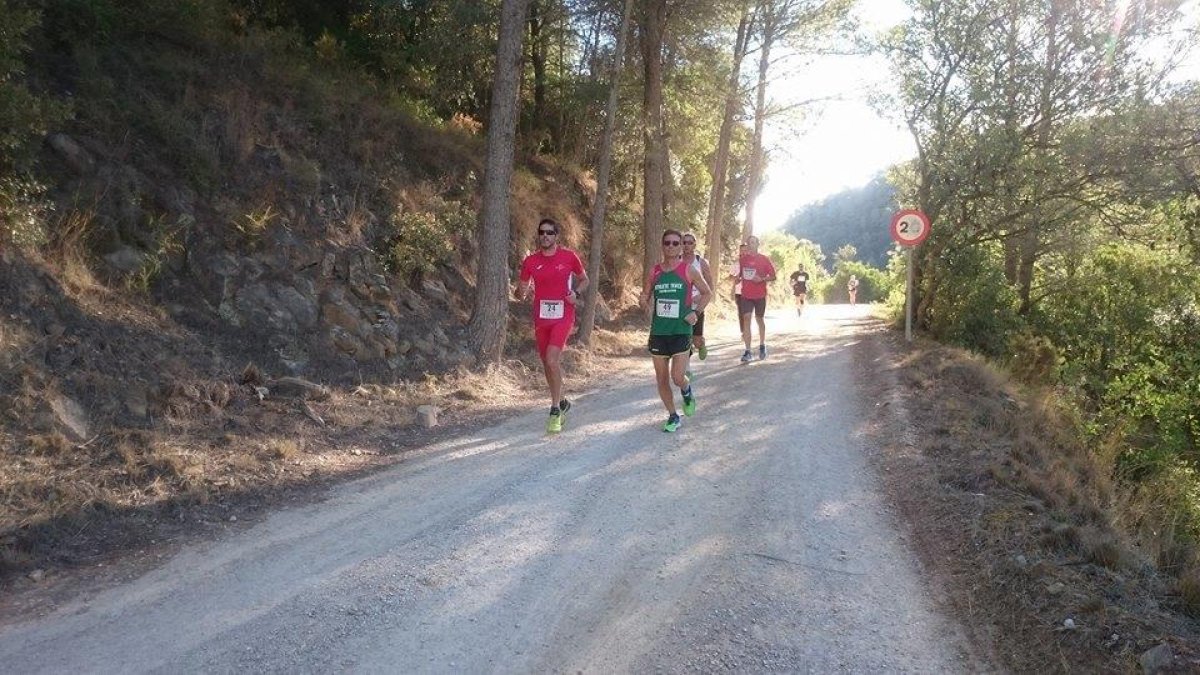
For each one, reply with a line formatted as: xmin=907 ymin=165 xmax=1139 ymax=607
xmin=890 ymin=209 xmax=931 ymax=246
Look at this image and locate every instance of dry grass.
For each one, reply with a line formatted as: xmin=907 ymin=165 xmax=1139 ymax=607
xmin=262 ymin=438 xmax=300 ymax=461
xmin=862 ymin=337 xmax=1200 ymax=671
xmin=47 ymin=209 xmax=100 ymax=292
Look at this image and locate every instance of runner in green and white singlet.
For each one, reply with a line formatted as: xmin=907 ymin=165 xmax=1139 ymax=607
xmin=641 ymin=229 xmax=713 ymax=432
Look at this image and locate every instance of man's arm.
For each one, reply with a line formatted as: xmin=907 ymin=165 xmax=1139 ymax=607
xmin=688 ymin=265 xmax=713 ymax=317
xmin=569 ymin=269 xmax=589 ymax=304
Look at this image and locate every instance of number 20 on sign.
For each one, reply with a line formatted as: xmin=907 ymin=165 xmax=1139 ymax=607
xmin=890 ymin=209 xmax=931 ymax=247
xmin=890 ymin=209 xmax=931 ymax=343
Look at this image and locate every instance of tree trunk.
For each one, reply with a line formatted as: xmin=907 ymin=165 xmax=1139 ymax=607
xmin=744 ymin=10 xmax=776 ymax=238
xmin=467 ymin=0 xmax=533 ymax=361
xmin=1018 ymin=0 xmax=1061 ymax=316
xmin=529 ymin=0 xmax=548 ymax=148
xmin=640 ymin=0 xmax=668 ymax=281
xmin=705 ymin=2 xmax=752 ymax=270
xmin=579 ymin=0 xmax=634 ymax=346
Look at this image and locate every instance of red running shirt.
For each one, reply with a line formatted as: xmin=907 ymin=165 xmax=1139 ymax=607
xmin=737 ymin=252 xmax=776 ymax=300
xmin=519 ymin=248 xmax=585 ymax=327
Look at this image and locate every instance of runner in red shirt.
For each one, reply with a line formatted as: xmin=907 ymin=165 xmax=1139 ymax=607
xmin=518 ymin=218 xmax=588 ymax=433
xmin=735 ymin=235 xmax=776 ymax=363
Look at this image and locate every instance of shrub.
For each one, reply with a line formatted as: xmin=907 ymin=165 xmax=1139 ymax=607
xmin=925 ymin=242 xmax=1023 ymax=358
xmin=382 ymin=197 xmax=472 ymax=280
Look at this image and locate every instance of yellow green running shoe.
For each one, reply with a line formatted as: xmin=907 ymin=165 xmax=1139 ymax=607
xmin=546 ymin=409 xmax=563 ymax=433
xmin=697 ymin=344 xmax=708 ymax=360
xmin=682 ymin=391 xmax=696 ymax=417
xmin=662 ymin=413 xmax=681 ymax=433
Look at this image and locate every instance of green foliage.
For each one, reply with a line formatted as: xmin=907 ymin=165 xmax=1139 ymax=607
xmin=925 ymin=242 xmax=1023 ymax=358
xmin=1005 ymin=331 xmax=1060 ymax=386
xmin=757 ymin=233 xmax=826 ymax=302
xmin=1035 ymin=244 xmax=1200 ymax=475
xmin=383 ymin=198 xmax=473 ymax=281
xmin=0 ymin=176 xmax=54 ymax=247
xmin=126 ymin=214 xmax=189 ymax=294
xmin=0 ymin=1 xmax=68 ymax=247
xmin=824 ymin=259 xmax=891 ymax=305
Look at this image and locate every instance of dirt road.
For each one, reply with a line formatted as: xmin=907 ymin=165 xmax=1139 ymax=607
xmin=0 ymin=305 xmax=975 ymax=672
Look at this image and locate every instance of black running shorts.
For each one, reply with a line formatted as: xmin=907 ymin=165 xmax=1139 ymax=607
xmin=648 ymin=333 xmax=692 ymax=357
xmin=737 ymin=296 xmax=766 ymax=318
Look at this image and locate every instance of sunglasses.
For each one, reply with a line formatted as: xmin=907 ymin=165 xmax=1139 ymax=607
xmin=538 ymin=229 xmax=557 ymax=235
xmin=662 ymin=240 xmax=682 ymax=247
xmin=683 ymin=240 xmax=696 ymax=245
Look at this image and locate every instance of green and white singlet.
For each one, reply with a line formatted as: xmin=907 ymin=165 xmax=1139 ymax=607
xmin=650 ymin=261 xmax=694 ymax=336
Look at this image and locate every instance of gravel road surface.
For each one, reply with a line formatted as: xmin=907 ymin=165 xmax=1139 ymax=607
xmin=0 ymin=305 xmax=975 ymax=673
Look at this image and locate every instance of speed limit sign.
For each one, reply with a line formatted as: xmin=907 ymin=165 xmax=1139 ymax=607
xmin=890 ymin=210 xmax=931 ymax=246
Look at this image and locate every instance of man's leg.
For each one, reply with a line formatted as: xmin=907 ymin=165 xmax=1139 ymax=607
xmin=756 ymin=300 xmax=767 ymax=359
xmin=693 ymin=312 xmax=707 ymax=360
xmin=652 ymin=356 xmax=676 ymax=415
xmin=542 ymin=345 xmax=563 ymax=408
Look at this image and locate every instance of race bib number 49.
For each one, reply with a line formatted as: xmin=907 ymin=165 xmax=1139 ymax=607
xmin=656 ymin=298 xmax=681 ymax=319
xmin=539 ymin=300 xmax=565 ymax=320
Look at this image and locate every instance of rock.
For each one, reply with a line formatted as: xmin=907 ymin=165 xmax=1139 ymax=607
xmin=1062 ymin=618 xmax=1076 ymax=630
xmin=28 ymin=569 xmax=45 ymax=582
xmin=417 ymin=405 xmax=441 ymax=428
xmin=268 ymin=376 xmax=330 ymax=401
xmin=330 ymin=326 xmax=362 ymax=356
xmin=49 ymin=395 xmax=90 ymax=441
xmin=103 ymin=246 xmax=146 ymax=273
xmin=1046 ymin=582 xmax=1066 ymax=596
xmin=1014 ymin=554 xmax=1028 ymax=568
xmin=123 ymin=386 xmax=149 ymax=418
xmin=46 ymin=133 xmax=95 ymax=174
xmin=1140 ymin=644 xmax=1174 ymax=674
xmin=422 ymin=278 xmax=449 ymax=302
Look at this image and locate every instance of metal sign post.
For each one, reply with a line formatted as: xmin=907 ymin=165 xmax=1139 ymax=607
xmin=889 ymin=210 xmax=932 ymax=343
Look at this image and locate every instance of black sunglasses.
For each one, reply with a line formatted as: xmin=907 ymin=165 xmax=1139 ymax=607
xmin=683 ymin=239 xmax=696 ymax=245
xmin=662 ymin=240 xmax=682 ymax=247
xmin=538 ymin=229 xmax=557 ymax=235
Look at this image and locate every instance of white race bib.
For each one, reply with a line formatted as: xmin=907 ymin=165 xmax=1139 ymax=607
xmin=539 ymin=299 xmax=565 ymax=320
xmin=656 ymin=298 xmax=681 ymax=319
xmin=742 ymin=267 xmax=756 ymax=281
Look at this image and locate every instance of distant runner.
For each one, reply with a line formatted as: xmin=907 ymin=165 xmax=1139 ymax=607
xmin=518 ymin=218 xmax=588 ymax=433
xmin=681 ymin=232 xmax=713 ymax=363
xmin=642 ymin=229 xmax=712 ymax=432
xmin=730 ymin=242 xmax=749 ymax=340
xmin=790 ymin=265 xmax=810 ymax=317
xmin=848 ymin=274 xmax=859 ymax=305
xmin=736 ymin=235 xmax=776 ymax=363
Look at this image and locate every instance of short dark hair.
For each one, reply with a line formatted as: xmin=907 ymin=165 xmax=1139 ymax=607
xmin=537 ymin=218 xmax=559 ymax=234
xmin=662 ymin=228 xmax=682 ymax=243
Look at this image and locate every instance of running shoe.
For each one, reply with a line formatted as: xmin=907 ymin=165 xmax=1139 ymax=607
xmin=697 ymin=344 xmax=708 ymax=360
xmin=758 ymin=344 xmax=767 ymax=360
xmin=662 ymin=413 xmax=681 ymax=433
xmin=682 ymin=390 xmax=696 ymax=417
xmin=546 ymin=409 xmax=563 ymax=433
xmin=559 ymin=399 xmax=572 ymax=416
xmin=740 ymin=350 xmax=752 ymax=364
